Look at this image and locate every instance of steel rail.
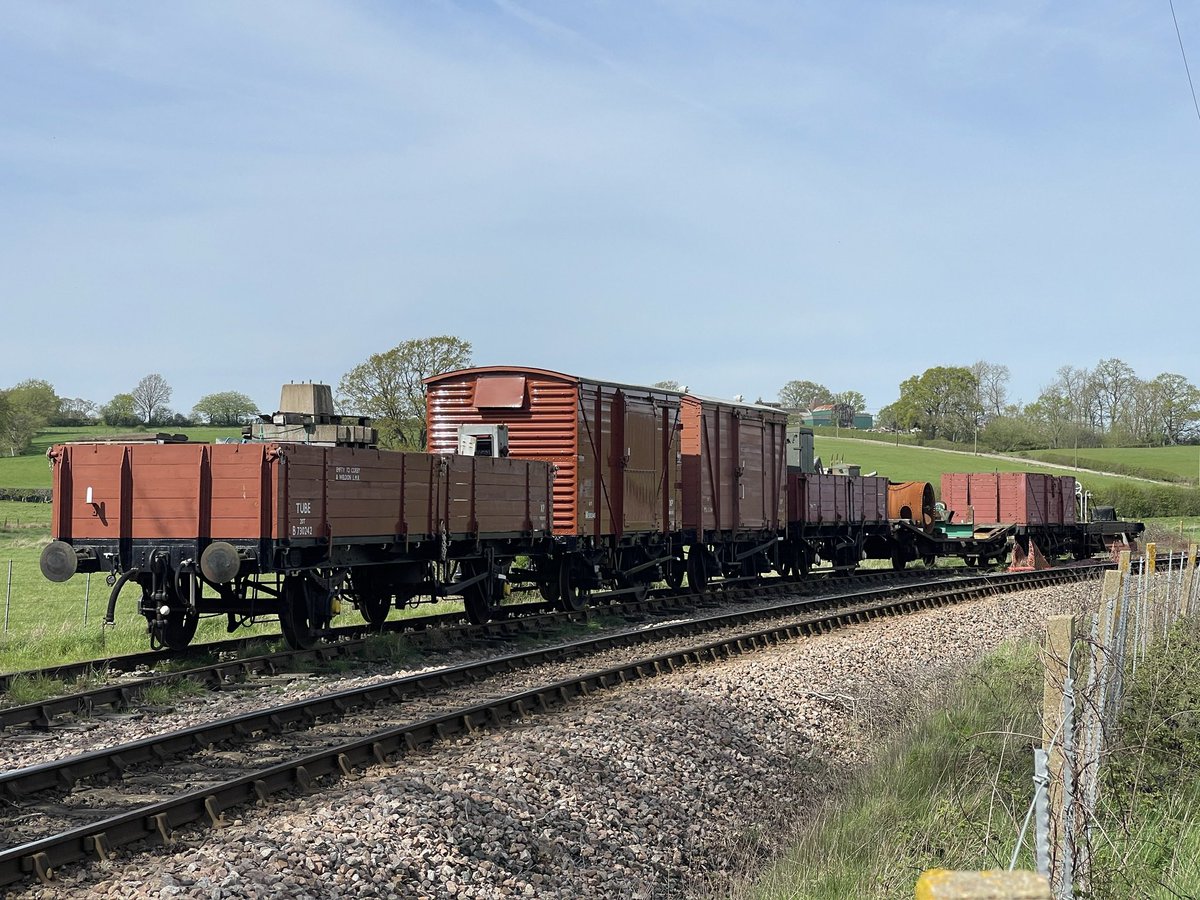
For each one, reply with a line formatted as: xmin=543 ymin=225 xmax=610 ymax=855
xmin=0 ymin=571 xmax=1023 ymax=803
xmin=0 ymin=567 xmax=954 ymax=724
xmin=0 ymin=565 xmax=1102 ymax=888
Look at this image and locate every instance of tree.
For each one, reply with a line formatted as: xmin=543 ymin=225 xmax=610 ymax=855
xmin=100 ymin=393 xmax=140 ymax=427
xmin=970 ymin=361 xmax=1010 ymax=419
xmin=890 ymin=367 xmax=981 ymax=441
xmin=131 ymin=374 xmax=173 ymax=425
xmin=778 ymin=380 xmax=833 ymax=412
xmin=338 ymin=335 xmax=472 ymax=449
xmin=193 ymin=391 xmax=260 ymax=426
xmin=1148 ymin=373 xmax=1200 ymax=444
xmin=1091 ymin=357 xmax=1137 ymax=433
xmin=55 ymin=397 xmax=99 ymax=426
xmin=831 ymin=390 xmax=866 ymax=427
xmin=652 ymin=380 xmax=683 ymax=391
xmin=0 ymin=380 xmax=58 ymax=456
xmin=8 ymin=379 xmax=59 ymax=422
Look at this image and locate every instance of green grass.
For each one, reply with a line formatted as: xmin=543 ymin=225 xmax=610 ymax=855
xmin=1022 ymin=446 xmax=1200 ymax=485
xmin=744 ymin=621 xmax=1200 ymax=900
xmin=1143 ymin=517 xmax=1200 ymax=547
xmin=814 ymin=436 xmax=1131 ymax=495
xmin=817 ymin=437 xmax=1200 ymax=518
xmin=745 ymin=642 xmax=1041 ymax=899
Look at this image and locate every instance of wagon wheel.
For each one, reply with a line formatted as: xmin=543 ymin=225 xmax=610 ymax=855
xmin=148 ymin=586 xmax=200 ymax=651
xmin=665 ymin=557 xmax=687 ymax=590
xmin=789 ymin=547 xmax=811 ymax=579
xmin=357 ymin=588 xmax=392 ymax=628
xmin=147 ymin=576 xmax=201 ymax=651
xmin=280 ymin=575 xmax=331 ymax=650
xmin=890 ymin=549 xmax=907 ymax=571
xmin=461 ymin=560 xmax=509 ymax=625
xmin=556 ymin=561 xmax=590 ymax=613
xmin=964 ymin=556 xmax=978 ymax=567
xmin=622 ymin=576 xmax=650 ymax=602
xmin=153 ymin=609 xmax=199 ymax=651
xmin=536 ymin=558 xmax=562 ymax=605
xmin=686 ymin=547 xmax=709 ymax=593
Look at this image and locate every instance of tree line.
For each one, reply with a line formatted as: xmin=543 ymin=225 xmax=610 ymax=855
xmin=4 ymin=345 xmax=1197 ymax=459
xmin=871 ymin=359 xmax=1200 ymax=450
xmin=0 ymin=375 xmax=259 ymax=457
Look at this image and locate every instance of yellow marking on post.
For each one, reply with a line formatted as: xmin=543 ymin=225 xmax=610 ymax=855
xmin=1146 ymin=542 xmax=1157 ymax=575
xmin=1118 ymin=549 xmax=1131 ymax=575
xmin=915 ymin=869 xmax=1051 ymax=899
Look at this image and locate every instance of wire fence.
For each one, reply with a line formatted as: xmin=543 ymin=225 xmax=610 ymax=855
xmin=1011 ymin=544 xmax=1198 ymax=899
xmin=1 ymin=557 xmax=107 ymax=636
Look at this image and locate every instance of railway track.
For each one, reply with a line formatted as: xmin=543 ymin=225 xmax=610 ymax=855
xmin=0 ymin=567 xmax=955 ymax=728
xmin=0 ymin=564 xmax=1103 ymax=889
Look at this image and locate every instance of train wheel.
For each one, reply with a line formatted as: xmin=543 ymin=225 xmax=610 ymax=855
xmin=665 ymin=558 xmax=686 ymax=590
xmin=151 ymin=606 xmax=199 ymax=651
xmin=890 ymin=550 xmax=907 ymax=571
xmin=358 ymin=590 xmax=391 ymax=628
xmin=280 ymin=575 xmax=330 ymax=650
xmin=686 ymin=548 xmax=709 ymax=593
xmin=538 ymin=578 xmax=561 ymax=605
xmin=923 ymin=555 xmax=937 ymax=569
xmin=462 ymin=560 xmax=508 ymax=625
xmin=556 ymin=562 xmax=589 ymax=613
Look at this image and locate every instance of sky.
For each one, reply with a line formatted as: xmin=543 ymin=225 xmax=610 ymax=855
xmin=2 ymin=1 xmax=1198 ymax=417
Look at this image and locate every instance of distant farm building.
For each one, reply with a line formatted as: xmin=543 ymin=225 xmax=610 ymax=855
xmin=798 ymin=405 xmax=873 ymax=430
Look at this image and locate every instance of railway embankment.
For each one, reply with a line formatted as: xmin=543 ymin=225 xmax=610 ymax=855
xmin=8 ymin=579 xmax=1096 ymax=899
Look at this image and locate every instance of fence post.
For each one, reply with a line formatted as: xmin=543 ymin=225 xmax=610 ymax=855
xmin=1183 ymin=544 xmax=1198 ymax=618
xmin=83 ymin=573 xmax=91 ymax=625
xmin=3 ymin=559 xmax=10 ymax=633
xmin=1042 ymin=614 xmax=1076 ymax=895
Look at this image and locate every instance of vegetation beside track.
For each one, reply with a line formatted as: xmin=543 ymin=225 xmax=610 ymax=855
xmin=741 ymin=621 xmax=1200 ymax=899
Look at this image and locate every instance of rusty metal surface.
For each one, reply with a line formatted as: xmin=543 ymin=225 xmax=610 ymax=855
xmin=680 ymin=395 xmax=787 ymax=535
xmin=425 ymin=367 xmax=681 ymax=538
xmin=887 ymin=481 xmax=935 ymax=527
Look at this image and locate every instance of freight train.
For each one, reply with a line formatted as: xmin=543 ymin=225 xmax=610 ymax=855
xmin=39 ymin=372 xmax=1144 ymax=651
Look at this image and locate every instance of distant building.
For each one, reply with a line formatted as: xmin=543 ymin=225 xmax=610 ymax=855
xmin=800 ymin=404 xmax=837 ymax=426
xmin=797 ymin=405 xmax=874 ymax=430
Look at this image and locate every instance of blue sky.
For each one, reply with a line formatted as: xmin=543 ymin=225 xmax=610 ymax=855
xmin=2 ymin=1 xmax=1197 ymax=417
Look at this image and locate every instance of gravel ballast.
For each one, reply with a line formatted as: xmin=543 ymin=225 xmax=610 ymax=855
xmin=9 ymin=579 xmax=1099 ymax=900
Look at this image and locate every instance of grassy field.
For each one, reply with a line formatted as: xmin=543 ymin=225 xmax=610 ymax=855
xmin=1022 ymin=445 xmax=1200 ymax=483
xmin=815 ymin=436 xmax=1134 ymax=496
xmin=0 ymin=499 xmax=279 ymax=674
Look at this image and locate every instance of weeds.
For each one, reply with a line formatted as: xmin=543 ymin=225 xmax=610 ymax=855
xmin=3 ymin=673 xmax=68 ymax=705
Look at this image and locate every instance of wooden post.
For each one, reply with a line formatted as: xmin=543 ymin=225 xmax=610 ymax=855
xmin=1042 ymin=614 xmax=1075 ymax=889
xmin=1146 ymin=541 xmax=1157 ymax=575
xmin=1183 ymin=544 xmax=1198 ymax=618
xmin=1098 ymin=570 xmax=1123 ymax=692
xmin=1118 ymin=549 xmax=1131 ymax=577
